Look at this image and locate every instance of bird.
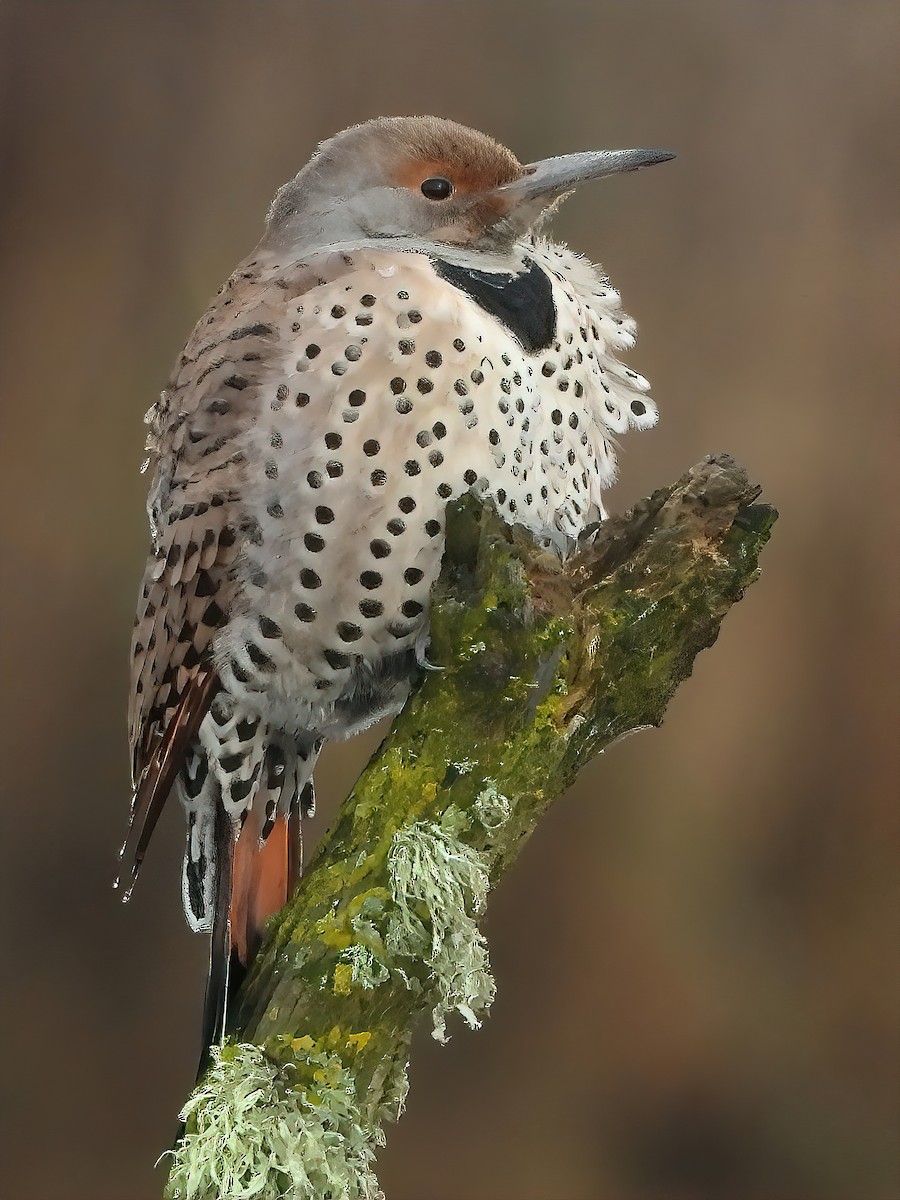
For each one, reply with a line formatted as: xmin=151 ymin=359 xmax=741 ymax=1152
xmin=118 ymin=115 xmax=674 ymax=1058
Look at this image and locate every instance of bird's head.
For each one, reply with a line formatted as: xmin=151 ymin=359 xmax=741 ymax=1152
xmin=265 ymin=116 xmax=673 ymax=262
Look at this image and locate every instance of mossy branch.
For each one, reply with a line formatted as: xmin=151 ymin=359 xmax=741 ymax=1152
xmin=166 ymin=454 xmax=777 ymax=1200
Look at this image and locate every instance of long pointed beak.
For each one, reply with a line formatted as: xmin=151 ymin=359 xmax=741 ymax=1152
xmin=492 ymin=147 xmax=675 ymax=220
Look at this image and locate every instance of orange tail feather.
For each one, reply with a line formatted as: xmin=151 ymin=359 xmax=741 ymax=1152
xmin=229 ymin=813 xmax=292 ymax=967
xmin=199 ymin=804 xmax=301 ymax=1074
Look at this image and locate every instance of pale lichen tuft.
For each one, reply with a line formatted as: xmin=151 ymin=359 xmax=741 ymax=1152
xmin=386 ymin=821 xmax=495 ymax=1041
xmin=473 ymin=783 xmax=511 ymax=831
xmin=165 ymin=1043 xmax=383 ymax=1200
xmin=341 ymin=942 xmax=390 ymax=990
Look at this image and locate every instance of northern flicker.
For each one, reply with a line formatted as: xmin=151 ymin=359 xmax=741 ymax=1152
xmin=119 ymin=116 xmax=673 ymax=1052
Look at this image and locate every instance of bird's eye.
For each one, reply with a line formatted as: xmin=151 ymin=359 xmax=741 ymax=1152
xmin=420 ymin=176 xmax=453 ymax=201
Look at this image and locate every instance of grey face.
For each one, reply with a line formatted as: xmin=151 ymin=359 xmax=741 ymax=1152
xmin=264 ymin=116 xmax=674 ymax=259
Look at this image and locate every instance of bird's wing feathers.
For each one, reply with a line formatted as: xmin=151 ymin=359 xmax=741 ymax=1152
xmin=123 ymin=256 xmax=315 ymax=893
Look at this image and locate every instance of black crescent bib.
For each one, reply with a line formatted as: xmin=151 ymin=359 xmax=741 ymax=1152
xmin=432 ymin=255 xmax=557 ymax=353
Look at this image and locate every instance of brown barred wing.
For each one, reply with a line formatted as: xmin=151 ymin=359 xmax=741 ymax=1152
xmin=119 ymin=498 xmax=238 ymax=900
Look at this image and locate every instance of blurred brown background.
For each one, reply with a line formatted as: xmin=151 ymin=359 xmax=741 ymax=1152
xmin=1 ymin=3 xmax=897 ymax=1198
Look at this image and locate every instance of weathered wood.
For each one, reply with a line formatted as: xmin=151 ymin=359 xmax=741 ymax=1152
xmin=166 ymin=454 xmax=777 ymax=1200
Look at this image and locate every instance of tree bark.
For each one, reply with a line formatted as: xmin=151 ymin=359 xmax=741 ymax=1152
xmin=166 ymin=454 xmax=777 ymax=1199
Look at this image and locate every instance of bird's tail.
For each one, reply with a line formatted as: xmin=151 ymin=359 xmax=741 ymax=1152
xmin=197 ymin=785 xmax=309 ymax=1076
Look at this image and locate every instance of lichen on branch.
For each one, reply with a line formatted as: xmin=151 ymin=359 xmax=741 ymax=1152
xmin=165 ymin=1042 xmax=385 ymax=1200
xmin=386 ymin=819 xmax=494 ymax=1041
xmin=166 ymin=454 xmax=777 ymax=1199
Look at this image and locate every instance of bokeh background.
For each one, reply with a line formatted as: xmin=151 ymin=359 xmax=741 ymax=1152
xmin=1 ymin=3 xmax=897 ymax=1198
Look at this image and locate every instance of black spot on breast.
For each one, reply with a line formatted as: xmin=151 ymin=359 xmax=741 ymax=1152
xmin=246 ymin=642 xmax=275 ymax=672
xmin=431 ymin=256 xmax=556 ymax=353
